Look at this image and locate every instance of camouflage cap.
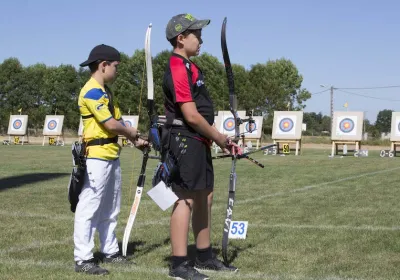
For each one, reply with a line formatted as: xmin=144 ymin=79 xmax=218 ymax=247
xmin=166 ymin=13 xmax=210 ymax=40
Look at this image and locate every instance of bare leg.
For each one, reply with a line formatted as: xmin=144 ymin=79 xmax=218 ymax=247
xmin=170 ymin=190 xmax=194 ymax=256
xmin=192 ymin=189 xmax=213 ymax=249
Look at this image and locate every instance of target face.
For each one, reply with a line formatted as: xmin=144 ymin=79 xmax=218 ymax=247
xmin=398 ymin=122 xmax=400 ymax=132
xmin=47 ymin=120 xmax=57 ymax=130
xmin=279 ymin=118 xmax=294 ymax=132
xmin=13 ymin=119 xmax=22 ymax=130
xmin=124 ymin=120 xmax=133 ymax=127
xmin=223 ymin=117 xmax=235 ymax=131
xmin=245 ymin=122 xmax=257 ymax=133
xmin=339 ymin=118 xmax=355 ymax=133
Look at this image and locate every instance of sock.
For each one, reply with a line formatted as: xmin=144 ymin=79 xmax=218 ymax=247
xmin=197 ymin=246 xmax=212 ymax=262
xmin=172 ymin=256 xmax=188 ymax=269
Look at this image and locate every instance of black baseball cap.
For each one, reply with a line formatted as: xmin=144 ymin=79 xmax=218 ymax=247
xmin=166 ymin=13 xmax=210 ymax=40
xmin=79 ymin=44 xmax=121 ymax=67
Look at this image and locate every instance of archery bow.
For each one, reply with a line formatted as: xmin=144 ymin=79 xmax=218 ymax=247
xmin=122 ymin=23 xmax=157 ymax=257
xmin=220 ymin=17 xmax=276 ymax=265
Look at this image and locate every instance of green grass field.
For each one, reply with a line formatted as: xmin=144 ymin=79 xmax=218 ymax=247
xmin=1 ymin=145 xmax=400 ymax=280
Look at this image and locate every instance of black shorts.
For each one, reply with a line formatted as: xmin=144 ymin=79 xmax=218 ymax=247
xmin=167 ymin=133 xmax=214 ymax=191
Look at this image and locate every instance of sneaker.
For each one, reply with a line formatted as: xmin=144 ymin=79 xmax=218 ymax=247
xmin=103 ymin=253 xmax=130 ymax=264
xmin=169 ymin=260 xmax=210 ymax=280
xmin=194 ymin=256 xmax=238 ymax=272
xmin=75 ymin=259 xmax=109 ymax=275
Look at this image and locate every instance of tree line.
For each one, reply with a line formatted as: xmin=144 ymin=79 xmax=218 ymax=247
xmin=0 ymin=49 xmax=311 ymax=135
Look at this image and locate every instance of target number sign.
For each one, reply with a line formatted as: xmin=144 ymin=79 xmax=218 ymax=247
xmin=354 ymin=150 xmax=368 ymax=157
xmin=14 ymin=136 xmax=20 ymax=145
xmin=283 ymin=144 xmax=290 ymax=154
xmin=380 ymin=150 xmax=395 ymax=158
xmin=228 ymin=221 xmax=248 ymax=239
xmin=48 ymin=137 xmax=55 ymax=145
xmin=122 ymin=138 xmax=128 ymax=147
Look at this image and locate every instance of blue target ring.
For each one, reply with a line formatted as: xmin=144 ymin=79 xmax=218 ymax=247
xmin=279 ymin=118 xmax=294 ymax=132
xmin=13 ymin=119 xmax=22 ymax=129
xmin=339 ymin=118 xmax=355 ymax=133
xmin=223 ymin=117 xmax=235 ymax=131
xmin=246 ymin=122 xmax=257 ymax=133
xmin=47 ymin=120 xmax=57 ymax=130
xmin=124 ymin=120 xmax=132 ymax=127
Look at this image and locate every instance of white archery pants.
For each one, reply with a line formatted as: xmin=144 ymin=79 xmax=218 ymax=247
xmin=74 ymin=158 xmax=121 ymax=262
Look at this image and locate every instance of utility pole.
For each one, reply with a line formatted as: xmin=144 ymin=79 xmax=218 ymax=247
xmin=330 ymin=86 xmax=334 ymax=132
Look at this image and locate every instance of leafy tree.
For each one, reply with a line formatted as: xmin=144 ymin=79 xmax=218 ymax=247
xmin=375 ymin=109 xmax=392 ymax=133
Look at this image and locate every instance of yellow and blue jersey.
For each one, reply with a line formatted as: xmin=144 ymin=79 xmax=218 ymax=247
xmin=78 ymin=77 xmax=122 ymax=160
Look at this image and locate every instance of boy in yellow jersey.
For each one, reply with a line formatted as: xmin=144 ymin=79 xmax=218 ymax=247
xmin=74 ymin=44 xmax=147 ymax=275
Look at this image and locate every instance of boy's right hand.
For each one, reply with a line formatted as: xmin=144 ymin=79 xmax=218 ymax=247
xmin=215 ymin=133 xmax=229 ymax=150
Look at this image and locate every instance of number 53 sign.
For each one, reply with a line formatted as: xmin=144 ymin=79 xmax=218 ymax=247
xmin=228 ymin=221 xmax=248 ymax=239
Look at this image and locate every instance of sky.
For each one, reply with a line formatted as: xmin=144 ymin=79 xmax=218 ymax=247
xmin=1 ymin=0 xmax=400 ymax=122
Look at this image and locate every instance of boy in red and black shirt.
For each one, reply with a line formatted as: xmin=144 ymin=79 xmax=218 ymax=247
xmin=163 ymin=13 xmax=240 ymax=280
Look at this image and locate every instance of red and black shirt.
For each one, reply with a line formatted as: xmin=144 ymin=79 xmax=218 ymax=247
xmin=163 ymin=53 xmax=215 ymax=138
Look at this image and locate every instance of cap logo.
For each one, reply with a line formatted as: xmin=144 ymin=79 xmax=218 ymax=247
xmin=175 ymin=24 xmax=182 ymax=32
xmin=184 ymin=14 xmax=196 ymax=21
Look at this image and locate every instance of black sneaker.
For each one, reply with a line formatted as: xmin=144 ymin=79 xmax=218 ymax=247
xmin=169 ymin=260 xmax=210 ymax=280
xmin=75 ymin=259 xmax=109 ymax=275
xmin=103 ymin=253 xmax=130 ymax=264
xmin=194 ymin=257 xmax=238 ymax=272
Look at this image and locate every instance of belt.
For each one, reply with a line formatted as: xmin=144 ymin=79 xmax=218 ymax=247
xmin=86 ymin=136 xmax=118 ymax=147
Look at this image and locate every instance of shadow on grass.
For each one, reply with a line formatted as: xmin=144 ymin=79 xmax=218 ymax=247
xmin=0 ymin=172 xmax=70 ymax=192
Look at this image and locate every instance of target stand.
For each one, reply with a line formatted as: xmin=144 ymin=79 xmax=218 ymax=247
xmin=273 ymin=139 xmax=302 ymax=156
xmin=331 ymin=140 xmax=361 ymax=156
xmin=42 ymin=115 xmax=65 ymax=146
xmin=271 ymin=111 xmax=304 ymax=156
xmin=331 ymin=111 xmax=364 ymax=156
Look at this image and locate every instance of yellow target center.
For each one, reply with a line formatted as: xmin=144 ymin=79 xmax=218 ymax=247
xmin=283 ymin=122 xmax=289 ymax=128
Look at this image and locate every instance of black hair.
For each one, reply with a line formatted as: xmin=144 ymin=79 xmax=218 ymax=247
xmin=168 ymin=30 xmax=192 ymax=48
xmin=88 ymin=60 xmax=114 ymax=74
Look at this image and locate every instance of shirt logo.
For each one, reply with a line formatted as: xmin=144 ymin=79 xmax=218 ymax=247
xmin=96 ymin=104 xmax=104 ymax=111
xmin=196 ymin=80 xmax=204 ymax=87
xmin=186 ymin=63 xmax=190 ymax=69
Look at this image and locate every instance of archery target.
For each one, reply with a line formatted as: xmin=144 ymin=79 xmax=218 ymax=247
xmin=217 ymin=111 xmax=246 ymax=136
xmin=245 ymin=122 xmax=256 ymax=133
xmin=47 ymin=120 xmax=57 ymax=130
xmin=13 ymin=119 xmax=22 ymax=130
xmin=121 ymin=115 xmax=139 ymax=130
xmin=272 ymin=111 xmax=303 ymax=140
xmin=339 ymin=118 xmax=355 ymax=133
xmin=7 ymin=115 xmax=28 ymax=135
xmin=124 ymin=120 xmax=133 ymax=127
xmin=243 ymin=116 xmax=263 ymax=138
xmin=396 ymin=116 xmax=400 ymax=137
xmin=279 ymin=118 xmax=294 ymax=133
xmin=335 ymin=116 xmax=357 ymax=136
xmin=43 ymin=115 xmax=64 ymax=135
xmin=332 ymin=111 xmax=363 ymax=141
xmin=223 ymin=117 xmax=235 ymax=132
xmin=276 ymin=116 xmax=296 ymax=135
xmin=391 ymin=113 xmax=400 ymax=140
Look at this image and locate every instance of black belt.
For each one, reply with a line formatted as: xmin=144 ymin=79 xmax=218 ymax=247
xmin=86 ymin=136 xmax=118 ymax=147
